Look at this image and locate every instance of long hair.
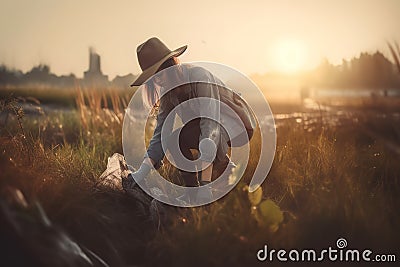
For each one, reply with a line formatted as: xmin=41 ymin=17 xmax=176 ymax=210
xmin=142 ymin=57 xmax=180 ymax=110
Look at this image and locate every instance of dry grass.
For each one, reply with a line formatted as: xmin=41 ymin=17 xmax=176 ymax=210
xmin=1 ymin=87 xmax=400 ymax=266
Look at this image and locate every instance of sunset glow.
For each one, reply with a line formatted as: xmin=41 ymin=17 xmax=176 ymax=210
xmin=0 ymin=0 xmax=399 ymax=77
xmin=272 ymin=39 xmax=309 ymax=73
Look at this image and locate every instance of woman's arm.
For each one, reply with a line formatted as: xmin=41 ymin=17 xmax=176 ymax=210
xmin=144 ymin=92 xmax=174 ymax=169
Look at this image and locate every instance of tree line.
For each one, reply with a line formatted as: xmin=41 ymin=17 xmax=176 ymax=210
xmin=1 ymin=50 xmax=399 ymax=89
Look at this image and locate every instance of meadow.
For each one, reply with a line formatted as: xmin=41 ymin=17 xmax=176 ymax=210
xmin=0 ymin=87 xmax=399 ymax=266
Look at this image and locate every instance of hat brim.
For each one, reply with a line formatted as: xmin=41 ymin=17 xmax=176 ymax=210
xmin=130 ymin=45 xmax=187 ymax=87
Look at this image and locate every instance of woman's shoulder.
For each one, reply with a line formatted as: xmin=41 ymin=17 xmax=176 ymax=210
xmin=183 ymin=64 xmax=224 ymax=85
xmin=183 ymin=64 xmax=212 ymax=80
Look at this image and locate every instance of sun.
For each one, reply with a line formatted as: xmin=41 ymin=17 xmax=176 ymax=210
xmin=273 ymin=39 xmax=308 ymax=73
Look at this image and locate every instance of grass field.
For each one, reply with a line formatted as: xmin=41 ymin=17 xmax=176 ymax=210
xmin=1 ymin=88 xmax=399 ymax=266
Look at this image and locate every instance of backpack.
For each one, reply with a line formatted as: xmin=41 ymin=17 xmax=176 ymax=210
xmin=217 ymin=85 xmax=257 ymax=147
xmin=186 ymin=65 xmax=257 ymax=147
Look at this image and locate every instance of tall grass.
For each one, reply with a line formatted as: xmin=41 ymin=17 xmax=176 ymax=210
xmin=1 ymin=87 xmax=400 ymax=266
xmin=388 ymin=41 xmax=400 ymax=74
xmin=145 ymin=119 xmax=400 ymax=266
xmin=0 ymin=87 xmax=149 ymax=265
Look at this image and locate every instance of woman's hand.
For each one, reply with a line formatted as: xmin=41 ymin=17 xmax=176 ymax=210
xmin=122 ymin=160 xmax=153 ymax=190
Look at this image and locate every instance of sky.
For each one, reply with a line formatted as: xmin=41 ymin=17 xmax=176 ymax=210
xmin=0 ymin=0 xmax=399 ymax=79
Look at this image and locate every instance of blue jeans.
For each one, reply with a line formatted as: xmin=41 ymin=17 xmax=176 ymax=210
xmin=166 ymin=118 xmax=230 ymax=187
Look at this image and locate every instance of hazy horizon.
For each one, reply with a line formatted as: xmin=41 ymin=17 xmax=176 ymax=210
xmin=1 ymin=0 xmax=399 ymax=79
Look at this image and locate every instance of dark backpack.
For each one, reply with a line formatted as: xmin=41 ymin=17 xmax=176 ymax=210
xmin=187 ymin=65 xmax=257 ymax=147
xmin=218 ymin=85 xmax=257 ymax=147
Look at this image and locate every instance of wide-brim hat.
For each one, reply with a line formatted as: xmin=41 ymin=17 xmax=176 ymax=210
xmin=130 ymin=37 xmax=187 ymax=86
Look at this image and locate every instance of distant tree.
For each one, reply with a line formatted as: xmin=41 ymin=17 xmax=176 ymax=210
xmin=371 ymin=51 xmax=393 ymax=87
xmin=23 ymin=64 xmax=58 ymax=85
xmin=340 ymin=51 xmax=397 ymax=89
xmin=313 ymin=58 xmax=333 ymax=87
xmin=307 ymin=51 xmax=399 ymax=89
xmin=0 ymin=65 xmax=22 ymax=85
xmin=112 ymin=73 xmax=135 ymax=89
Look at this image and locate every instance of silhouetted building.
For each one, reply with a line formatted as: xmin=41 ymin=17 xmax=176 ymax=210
xmin=83 ymin=47 xmax=108 ymax=86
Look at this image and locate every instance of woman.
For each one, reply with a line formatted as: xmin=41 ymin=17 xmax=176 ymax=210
xmin=123 ymin=37 xmax=243 ymax=195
